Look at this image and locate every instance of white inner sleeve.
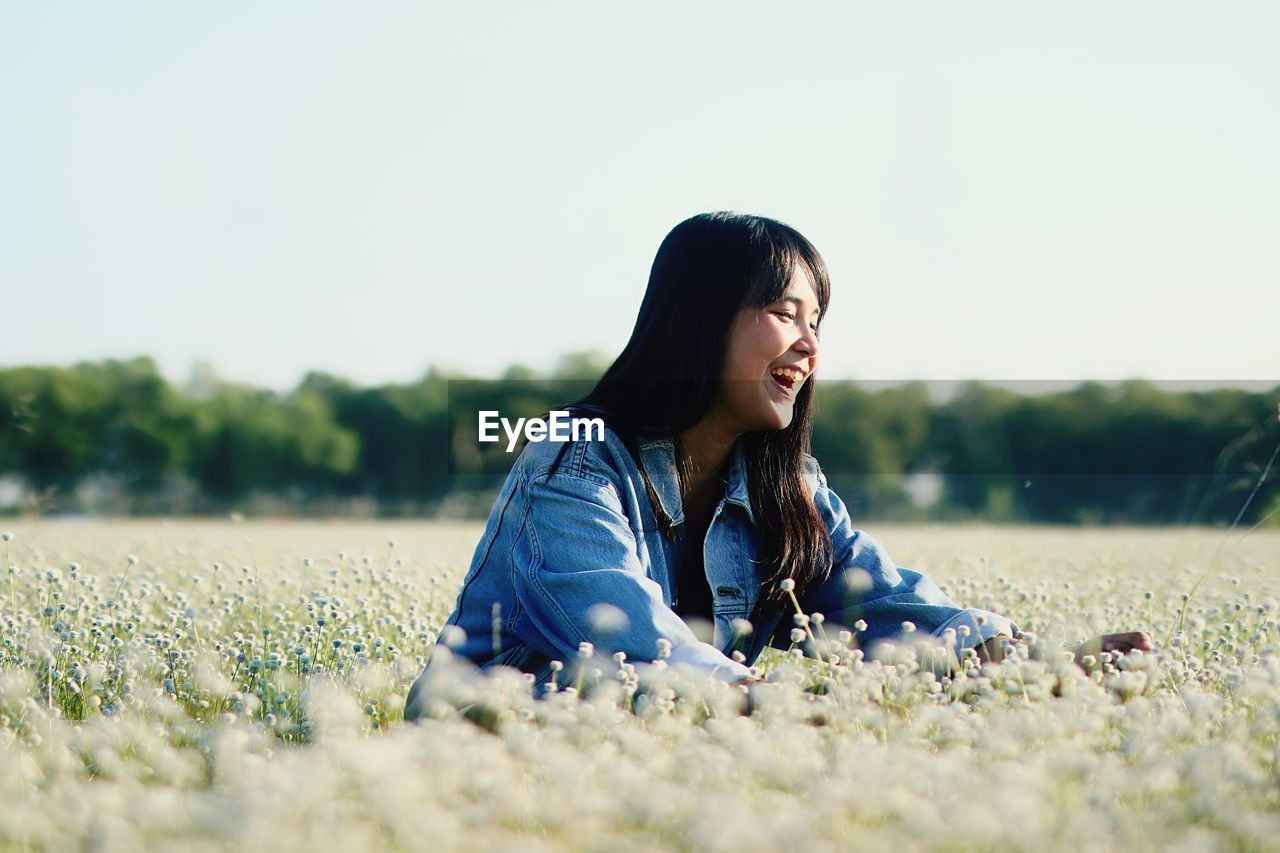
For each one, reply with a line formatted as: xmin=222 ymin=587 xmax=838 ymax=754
xmin=666 ymin=641 xmax=753 ymax=682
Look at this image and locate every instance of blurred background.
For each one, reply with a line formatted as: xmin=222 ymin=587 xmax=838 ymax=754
xmin=1 ymin=3 xmax=1276 ymax=523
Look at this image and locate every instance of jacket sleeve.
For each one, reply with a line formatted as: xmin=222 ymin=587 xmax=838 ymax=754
xmin=512 ymin=469 xmax=752 ymax=682
xmin=775 ymin=458 xmax=1021 ymax=653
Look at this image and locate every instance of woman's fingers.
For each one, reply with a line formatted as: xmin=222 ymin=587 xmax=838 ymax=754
xmin=1074 ymin=630 xmax=1155 ymax=667
xmin=1101 ymin=631 xmax=1154 ymax=653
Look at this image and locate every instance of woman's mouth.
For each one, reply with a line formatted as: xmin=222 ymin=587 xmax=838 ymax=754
xmin=768 ymin=365 xmax=805 ymax=396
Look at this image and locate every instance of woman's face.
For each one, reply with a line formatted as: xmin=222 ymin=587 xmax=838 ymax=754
xmin=712 ymin=265 xmax=822 ymax=434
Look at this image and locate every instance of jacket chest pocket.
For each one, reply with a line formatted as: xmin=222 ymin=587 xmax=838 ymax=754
xmin=714 ymin=517 xmax=762 ymax=610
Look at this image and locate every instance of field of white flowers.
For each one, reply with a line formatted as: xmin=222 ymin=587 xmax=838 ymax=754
xmin=1 ymin=520 xmax=1277 ymax=851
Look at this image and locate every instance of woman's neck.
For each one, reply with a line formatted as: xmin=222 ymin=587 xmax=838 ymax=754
xmin=677 ymin=414 xmax=740 ymax=495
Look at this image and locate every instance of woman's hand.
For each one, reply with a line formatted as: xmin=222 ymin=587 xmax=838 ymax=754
xmin=972 ymin=631 xmax=1155 ymax=668
xmin=972 ymin=634 xmax=1020 ymax=664
xmin=1072 ymin=631 xmax=1154 ymax=667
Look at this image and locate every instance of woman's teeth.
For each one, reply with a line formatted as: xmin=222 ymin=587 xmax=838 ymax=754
xmin=769 ymin=366 xmax=803 ymax=390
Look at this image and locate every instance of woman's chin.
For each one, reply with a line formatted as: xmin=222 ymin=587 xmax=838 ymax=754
xmin=726 ymin=387 xmax=797 ymax=431
xmin=757 ymin=402 xmax=795 ymax=431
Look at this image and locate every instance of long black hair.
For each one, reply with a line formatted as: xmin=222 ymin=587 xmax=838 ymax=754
xmin=546 ymin=212 xmax=835 ymax=605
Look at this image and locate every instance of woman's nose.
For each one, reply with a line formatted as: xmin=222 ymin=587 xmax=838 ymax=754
xmin=795 ymin=325 xmax=819 ymax=358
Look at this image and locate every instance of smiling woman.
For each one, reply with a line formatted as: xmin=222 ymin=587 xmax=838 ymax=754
xmin=404 ymin=211 xmax=1152 ymax=721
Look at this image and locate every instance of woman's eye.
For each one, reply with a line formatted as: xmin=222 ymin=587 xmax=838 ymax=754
xmin=773 ymin=311 xmax=795 ymax=321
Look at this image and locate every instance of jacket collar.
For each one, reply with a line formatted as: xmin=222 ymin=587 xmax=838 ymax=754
xmin=636 ymin=435 xmax=756 ymax=527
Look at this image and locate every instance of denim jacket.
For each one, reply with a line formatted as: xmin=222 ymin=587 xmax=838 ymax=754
xmin=405 ymin=424 xmax=1020 ymax=718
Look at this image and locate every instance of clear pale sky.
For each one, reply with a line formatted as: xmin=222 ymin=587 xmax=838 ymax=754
xmin=2 ymin=3 xmax=1276 ymax=392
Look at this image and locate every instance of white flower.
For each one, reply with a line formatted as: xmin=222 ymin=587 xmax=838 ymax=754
xmin=587 ymin=602 xmax=629 ymax=633
xmin=779 ymin=578 xmax=796 ymax=592
xmin=438 ymin=625 xmax=466 ymax=648
xmin=842 ymin=568 xmax=873 ymax=592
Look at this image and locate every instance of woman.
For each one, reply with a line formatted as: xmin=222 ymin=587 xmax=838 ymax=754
xmin=405 ymin=212 xmax=1151 ymax=721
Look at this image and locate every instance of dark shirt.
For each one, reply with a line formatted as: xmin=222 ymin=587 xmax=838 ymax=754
xmin=673 ymin=480 xmax=724 ymax=625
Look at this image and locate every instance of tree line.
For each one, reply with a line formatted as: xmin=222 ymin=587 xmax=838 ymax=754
xmin=0 ymin=355 xmax=1276 ymax=525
